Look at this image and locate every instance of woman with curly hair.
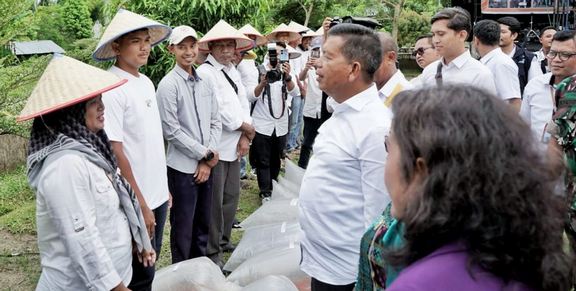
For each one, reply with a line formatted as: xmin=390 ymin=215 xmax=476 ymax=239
xmin=376 ymin=86 xmax=571 ymax=290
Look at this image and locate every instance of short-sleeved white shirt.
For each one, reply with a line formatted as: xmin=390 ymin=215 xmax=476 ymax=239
xmin=480 ymin=48 xmax=521 ymax=101
xmin=520 ymin=73 xmax=555 ymax=143
xmin=102 ymin=66 xmax=169 ymax=209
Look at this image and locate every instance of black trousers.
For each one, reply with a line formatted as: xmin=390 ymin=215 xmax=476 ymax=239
xmin=311 ymin=277 xmax=355 ymax=291
xmin=167 ymin=167 xmax=213 ymax=264
xmin=298 ymin=117 xmax=324 ymax=169
xmin=127 ymin=201 xmax=168 ymax=291
xmin=249 ymin=131 xmax=286 ymax=196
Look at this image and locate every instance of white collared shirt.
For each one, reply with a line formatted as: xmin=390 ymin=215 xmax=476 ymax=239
xmin=103 ymin=66 xmax=169 ymax=209
xmin=237 ymin=59 xmax=259 ymax=100
xmin=520 ymin=73 xmax=555 ymax=143
xmin=197 ymin=54 xmax=251 ymax=162
xmin=302 ymin=66 xmax=323 ymax=119
xmin=417 ymin=50 xmax=497 ymax=95
xmin=299 ymin=84 xmax=392 ymax=285
xmin=480 ymin=48 xmax=521 ymax=100
xmin=249 ymin=67 xmax=300 ymax=136
xmin=36 ymin=153 xmax=132 ymax=291
xmin=378 ymin=69 xmax=412 ymax=105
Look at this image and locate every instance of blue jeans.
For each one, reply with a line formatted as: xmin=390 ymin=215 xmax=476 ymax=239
xmin=287 ymin=96 xmax=304 ymax=150
xmin=240 ymin=156 xmax=247 ymax=177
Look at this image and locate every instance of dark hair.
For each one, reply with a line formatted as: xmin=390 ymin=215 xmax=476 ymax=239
xmin=415 ymin=34 xmax=433 ymax=45
xmin=552 ymin=30 xmax=576 ymax=42
xmin=431 ymin=7 xmax=471 ymax=35
xmin=113 ymin=28 xmax=150 ymax=44
xmin=473 ymin=19 xmax=500 ymax=46
xmin=327 ymin=23 xmax=382 ymax=82
xmin=378 ymin=32 xmax=398 ymax=54
xmin=275 ymin=41 xmax=287 ymax=48
xmin=497 ymin=16 xmax=522 ymax=34
xmin=386 ymin=86 xmax=571 ymax=291
xmin=540 ymin=26 xmax=557 ymax=37
xmin=207 ymin=39 xmax=236 ymax=49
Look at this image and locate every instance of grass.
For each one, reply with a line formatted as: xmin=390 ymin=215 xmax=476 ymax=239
xmin=0 ymin=165 xmax=34 ymax=218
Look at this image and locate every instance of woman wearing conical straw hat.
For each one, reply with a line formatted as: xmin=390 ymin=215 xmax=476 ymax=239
xmin=20 ymin=54 xmax=153 ymax=291
xmin=92 ymin=9 xmax=171 ymax=289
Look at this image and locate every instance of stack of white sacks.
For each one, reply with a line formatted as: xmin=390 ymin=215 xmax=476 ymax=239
xmin=152 ymin=160 xmax=310 ymax=291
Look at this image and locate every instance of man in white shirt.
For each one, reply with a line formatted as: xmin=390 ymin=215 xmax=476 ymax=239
xmin=520 ymin=30 xmax=576 ymax=145
xmin=249 ymin=42 xmax=300 ymax=200
xmin=473 ymin=19 xmax=521 ymax=111
xmin=196 ymin=20 xmax=255 ymax=267
xmin=410 ymin=34 xmax=440 ymax=87
xmin=535 ymin=26 xmax=557 ymax=74
xmin=92 ymin=9 xmax=170 ymax=289
xmin=298 ymin=42 xmax=324 ymax=169
xmin=374 ymin=32 xmax=411 ymax=107
xmin=498 ymin=16 xmax=543 ymax=94
xmin=299 ymin=23 xmax=392 ymax=291
xmin=417 ymin=7 xmax=497 ymax=95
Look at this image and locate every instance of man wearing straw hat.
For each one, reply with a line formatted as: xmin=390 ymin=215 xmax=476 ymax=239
xmin=196 ymin=19 xmax=255 ymax=267
xmin=20 ymin=54 xmax=154 ymax=291
xmin=156 ymin=25 xmax=223 ymax=264
xmin=92 ymin=9 xmax=171 ymax=290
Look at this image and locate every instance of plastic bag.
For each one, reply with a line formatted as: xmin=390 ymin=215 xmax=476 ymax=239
xmin=239 ymin=198 xmax=299 ymax=229
xmin=227 ymin=245 xmax=308 ymax=287
xmin=240 ymin=275 xmax=299 ymax=291
xmin=278 ymin=176 xmax=300 ymax=195
xmin=271 ymin=180 xmax=298 ymax=201
xmin=152 ymin=256 xmax=241 ymax=291
xmin=284 ymin=159 xmax=306 ymax=186
xmin=224 ymin=222 xmax=302 ymax=272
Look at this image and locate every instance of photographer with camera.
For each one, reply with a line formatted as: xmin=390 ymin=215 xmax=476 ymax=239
xmin=249 ymin=42 xmax=300 ymax=202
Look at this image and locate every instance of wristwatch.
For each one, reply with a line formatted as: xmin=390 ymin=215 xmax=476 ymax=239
xmin=205 ymin=150 xmax=214 ymax=161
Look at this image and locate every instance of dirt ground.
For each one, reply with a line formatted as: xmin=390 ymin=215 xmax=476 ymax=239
xmin=0 ymin=230 xmax=40 ymax=290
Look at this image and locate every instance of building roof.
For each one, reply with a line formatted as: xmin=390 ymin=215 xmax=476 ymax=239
xmin=11 ymin=40 xmax=65 ymax=56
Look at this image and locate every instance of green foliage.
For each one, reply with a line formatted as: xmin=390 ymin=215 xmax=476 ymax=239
xmin=0 ymin=165 xmax=33 ymax=217
xmin=103 ymin=0 xmax=273 ymax=85
xmin=62 ymin=0 xmax=93 ymax=39
xmin=0 ymin=201 xmax=36 ymax=234
xmin=0 ymin=56 xmax=50 ymax=137
xmin=397 ymin=9 xmax=433 ymax=47
xmin=0 ymin=0 xmax=34 ymax=49
xmin=29 ymin=5 xmax=69 ymax=49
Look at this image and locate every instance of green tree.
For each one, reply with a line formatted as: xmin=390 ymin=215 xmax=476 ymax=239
xmin=102 ymin=0 xmax=273 ymax=85
xmin=397 ymin=9 xmax=432 ymax=46
xmin=62 ymin=0 xmax=93 ymax=39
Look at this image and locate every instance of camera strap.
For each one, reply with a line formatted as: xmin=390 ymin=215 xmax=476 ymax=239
xmin=263 ymin=82 xmax=286 ymax=120
xmin=204 ymin=61 xmax=238 ymax=95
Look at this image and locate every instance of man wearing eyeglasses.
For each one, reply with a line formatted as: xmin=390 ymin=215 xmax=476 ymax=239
xmin=410 ymin=34 xmax=440 ymax=87
xmin=520 ymin=30 xmax=576 ymax=145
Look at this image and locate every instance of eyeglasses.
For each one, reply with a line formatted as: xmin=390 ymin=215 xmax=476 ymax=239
xmin=384 ymin=135 xmax=389 ymax=153
xmin=412 ymin=46 xmax=434 ymax=57
xmin=546 ymin=50 xmax=576 ymax=61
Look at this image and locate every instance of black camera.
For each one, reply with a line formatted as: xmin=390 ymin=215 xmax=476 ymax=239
xmin=329 ymin=16 xmax=381 ymax=30
xmin=266 ymin=43 xmax=289 ymax=83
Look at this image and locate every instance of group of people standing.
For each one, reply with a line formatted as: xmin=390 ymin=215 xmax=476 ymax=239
xmin=17 ymin=5 xmax=576 ymax=291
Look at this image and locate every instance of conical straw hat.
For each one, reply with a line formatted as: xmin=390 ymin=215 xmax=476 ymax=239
xmin=18 ymin=54 xmax=127 ymax=122
xmin=198 ymin=20 xmax=253 ymax=52
xmin=267 ymin=23 xmax=301 ymax=43
xmin=288 ymin=21 xmax=310 ymax=33
xmin=92 ymin=9 xmax=171 ymax=61
xmin=303 ymin=28 xmax=323 ymax=38
xmin=239 ymin=24 xmax=268 ymax=47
